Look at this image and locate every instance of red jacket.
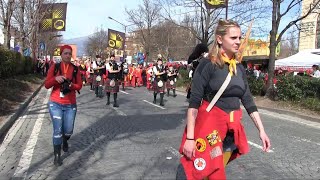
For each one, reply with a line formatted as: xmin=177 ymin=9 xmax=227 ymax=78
xmin=45 ymin=62 xmax=82 ymax=104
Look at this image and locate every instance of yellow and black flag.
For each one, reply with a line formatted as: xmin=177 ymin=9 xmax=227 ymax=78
xmin=108 ymin=29 xmax=125 ymax=50
xmin=40 ymin=3 xmax=67 ymax=32
xmin=205 ymin=0 xmax=228 ymax=9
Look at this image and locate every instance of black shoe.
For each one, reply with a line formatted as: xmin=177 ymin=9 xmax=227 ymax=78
xmin=106 ymin=101 xmax=110 ymax=105
xmin=62 ymin=136 xmax=69 ymax=152
xmin=54 ymin=145 xmax=62 ymax=166
xmin=153 ymin=100 xmax=156 ymax=104
xmin=113 ymin=103 xmax=119 ymax=107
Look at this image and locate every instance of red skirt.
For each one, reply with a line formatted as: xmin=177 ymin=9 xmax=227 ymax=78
xmin=179 ymin=101 xmax=249 ymax=180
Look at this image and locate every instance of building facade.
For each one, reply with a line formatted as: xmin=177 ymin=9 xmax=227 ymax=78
xmin=299 ymin=0 xmax=320 ymax=50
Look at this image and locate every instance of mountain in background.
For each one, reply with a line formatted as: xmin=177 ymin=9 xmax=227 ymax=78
xmin=62 ymin=35 xmax=90 ymax=57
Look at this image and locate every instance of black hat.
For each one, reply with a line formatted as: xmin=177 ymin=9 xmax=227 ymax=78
xmin=157 ymin=58 xmax=162 ymax=62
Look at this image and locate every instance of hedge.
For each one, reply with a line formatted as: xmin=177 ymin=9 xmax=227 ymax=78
xmin=0 ymin=47 xmax=34 ymax=78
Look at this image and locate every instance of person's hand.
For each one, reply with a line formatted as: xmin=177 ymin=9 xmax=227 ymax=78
xmin=55 ymin=76 xmax=65 ymax=84
xmin=183 ymin=139 xmax=195 ymax=159
xmin=259 ymin=131 xmax=271 ymax=152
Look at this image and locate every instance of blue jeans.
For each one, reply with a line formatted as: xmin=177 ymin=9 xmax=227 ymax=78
xmin=48 ymin=101 xmax=77 ymax=145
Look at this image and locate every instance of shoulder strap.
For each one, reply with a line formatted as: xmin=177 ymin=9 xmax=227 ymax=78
xmin=206 ymin=72 xmax=232 ymax=112
xmin=54 ymin=63 xmax=61 ymax=76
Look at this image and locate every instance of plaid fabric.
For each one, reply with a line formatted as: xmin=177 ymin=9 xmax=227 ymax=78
xmin=87 ymin=74 xmax=94 ymax=83
xmin=93 ymin=75 xmax=104 ymax=86
xmin=166 ymin=80 xmax=176 ymax=89
xmin=105 ymin=78 xmax=119 ymax=93
xmin=152 ymin=80 xmax=165 ymax=93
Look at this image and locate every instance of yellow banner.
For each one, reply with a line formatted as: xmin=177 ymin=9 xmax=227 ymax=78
xmin=205 ymin=0 xmax=228 ymax=9
xmin=40 ymin=3 xmax=67 ymax=32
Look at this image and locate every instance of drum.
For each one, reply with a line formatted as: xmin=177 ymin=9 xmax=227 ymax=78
xmin=170 ymin=80 xmax=174 ymax=85
xmin=110 ymin=79 xmax=116 ymax=87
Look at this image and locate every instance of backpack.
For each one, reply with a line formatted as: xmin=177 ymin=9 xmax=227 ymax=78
xmin=54 ymin=63 xmax=80 ymax=94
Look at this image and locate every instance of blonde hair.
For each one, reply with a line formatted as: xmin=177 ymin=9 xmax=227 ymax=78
xmin=209 ymin=19 xmax=240 ymax=68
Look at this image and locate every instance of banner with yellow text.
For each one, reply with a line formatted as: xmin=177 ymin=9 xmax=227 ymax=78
xmin=40 ymin=3 xmax=67 ymax=32
xmin=108 ymin=29 xmax=125 ymax=50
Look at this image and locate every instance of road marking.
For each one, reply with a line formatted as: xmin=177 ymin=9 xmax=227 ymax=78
xmin=292 ymin=136 xmax=320 ymax=146
xmin=248 ymin=140 xmax=274 ymax=153
xmin=257 ymin=108 xmax=320 ymax=129
xmin=166 ymin=147 xmax=182 ymax=157
xmin=142 ymin=100 xmax=166 ymax=110
xmin=12 ymin=89 xmax=51 ymax=178
xmin=0 ymin=115 xmax=27 ymax=156
xmin=120 ymin=90 xmax=130 ymax=95
xmin=111 ymin=106 xmax=127 ymax=116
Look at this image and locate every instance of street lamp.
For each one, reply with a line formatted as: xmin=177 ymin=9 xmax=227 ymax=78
xmin=108 ymin=16 xmax=142 ymax=60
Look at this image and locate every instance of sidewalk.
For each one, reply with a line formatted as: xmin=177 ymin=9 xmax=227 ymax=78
xmin=0 ymin=83 xmax=44 ymax=138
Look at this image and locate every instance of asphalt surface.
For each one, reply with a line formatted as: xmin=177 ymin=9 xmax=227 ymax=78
xmin=0 ymin=85 xmax=319 ymax=179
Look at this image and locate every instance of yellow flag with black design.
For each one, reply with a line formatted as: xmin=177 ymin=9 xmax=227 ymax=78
xmin=40 ymin=3 xmax=67 ymax=32
xmin=107 ymin=29 xmax=125 ymax=50
xmin=204 ymin=0 xmax=228 ymax=9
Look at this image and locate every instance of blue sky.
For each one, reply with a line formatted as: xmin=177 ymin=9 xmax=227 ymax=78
xmin=62 ymin=0 xmax=142 ymax=39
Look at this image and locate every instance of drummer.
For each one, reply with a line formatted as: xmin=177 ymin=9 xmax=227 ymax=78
xmin=93 ymin=55 xmax=106 ymax=97
xmin=152 ymin=58 xmax=166 ymax=106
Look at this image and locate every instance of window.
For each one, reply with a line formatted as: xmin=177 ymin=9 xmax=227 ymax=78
xmin=316 ymin=15 xmax=320 ymax=48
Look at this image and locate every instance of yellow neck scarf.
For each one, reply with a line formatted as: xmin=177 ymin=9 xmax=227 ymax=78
xmin=221 ymin=54 xmax=237 ymax=76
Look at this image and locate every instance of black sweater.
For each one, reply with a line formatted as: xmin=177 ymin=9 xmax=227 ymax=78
xmin=189 ymin=58 xmax=257 ymax=114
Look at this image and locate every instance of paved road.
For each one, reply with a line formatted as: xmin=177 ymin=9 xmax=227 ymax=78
xmin=0 ymin=85 xmax=319 ymax=179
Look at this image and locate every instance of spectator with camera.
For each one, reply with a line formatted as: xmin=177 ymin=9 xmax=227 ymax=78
xmin=45 ymin=45 xmax=82 ymax=166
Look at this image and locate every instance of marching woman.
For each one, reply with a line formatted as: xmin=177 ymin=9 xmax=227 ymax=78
xmin=105 ymin=55 xmax=121 ymax=107
xmin=179 ymin=19 xmax=271 ymax=179
xmin=152 ymin=58 xmax=166 ymax=106
xmin=45 ymin=45 xmax=82 ymax=166
xmin=166 ymin=64 xmax=178 ymax=97
xmin=86 ymin=59 xmax=94 ymax=91
xmin=121 ymin=59 xmax=129 ymax=90
xmin=146 ymin=64 xmax=154 ymax=90
xmin=79 ymin=60 xmax=87 ymax=85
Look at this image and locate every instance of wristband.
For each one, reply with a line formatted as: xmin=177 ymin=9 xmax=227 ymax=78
xmin=186 ymin=137 xmax=195 ymax=141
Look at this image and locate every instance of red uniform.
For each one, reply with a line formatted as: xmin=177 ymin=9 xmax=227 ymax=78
xmin=179 ymin=101 xmax=249 ymax=180
xmin=146 ymin=66 xmax=153 ymax=90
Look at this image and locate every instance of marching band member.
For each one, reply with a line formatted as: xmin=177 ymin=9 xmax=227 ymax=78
xmin=146 ymin=64 xmax=154 ymax=90
xmin=121 ymin=59 xmax=129 ymax=91
xmin=152 ymin=58 xmax=166 ymax=106
xmin=79 ymin=60 xmax=87 ymax=85
xmin=105 ymin=55 xmax=121 ymax=107
xmin=93 ymin=55 xmax=105 ymax=97
xmin=87 ymin=59 xmax=94 ymax=91
xmin=166 ymin=64 xmax=178 ymax=97
xmin=136 ymin=64 xmax=143 ymax=87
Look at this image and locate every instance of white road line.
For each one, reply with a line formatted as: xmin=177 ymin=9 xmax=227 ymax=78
xmin=120 ymin=90 xmax=130 ymax=95
xmin=12 ymin=89 xmax=51 ymax=178
xmin=111 ymin=106 xmax=127 ymax=116
xmin=248 ymin=140 xmax=274 ymax=153
xmin=292 ymin=136 xmax=320 ymax=146
xmin=0 ymin=115 xmax=27 ymax=156
xmin=258 ymin=108 xmax=320 ymax=129
xmin=142 ymin=100 xmax=166 ymax=110
xmin=166 ymin=146 xmax=182 ymax=157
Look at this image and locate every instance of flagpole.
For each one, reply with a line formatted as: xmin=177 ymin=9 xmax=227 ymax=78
xmin=225 ymin=0 xmax=228 ymax=20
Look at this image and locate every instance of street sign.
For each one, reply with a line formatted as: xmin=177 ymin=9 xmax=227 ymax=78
xmin=39 ymin=42 xmax=46 ymax=50
xmin=23 ymin=48 xmax=31 ymax=56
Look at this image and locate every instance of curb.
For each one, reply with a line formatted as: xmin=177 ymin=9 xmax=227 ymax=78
xmin=175 ymin=88 xmax=320 ymax=123
xmin=0 ymin=82 xmax=44 ymax=138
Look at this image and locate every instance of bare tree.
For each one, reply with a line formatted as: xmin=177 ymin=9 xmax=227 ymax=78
xmin=266 ymin=0 xmax=320 ymax=98
xmin=85 ymin=27 xmax=108 ymax=57
xmin=0 ymin=0 xmax=15 ymax=49
xmin=160 ymin=0 xmax=269 ymax=46
xmin=126 ymin=0 xmax=162 ymax=60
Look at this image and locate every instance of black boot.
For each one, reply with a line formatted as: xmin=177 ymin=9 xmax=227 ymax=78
xmin=113 ymin=93 xmax=119 ymax=107
xmin=62 ymin=136 xmax=70 ymax=152
xmin=106 ymin=92 xmax=110 ymax=105
xmin=167 ymin=89 xmax=170 ymax=97
xmin=54 ymin=145 xmax=62 ymax=166
xmin=95 ymin=86 xmax=99 ymax=97
xmin=153 ymin=92 xmax=157 ymax=104
xmin=122 ymin=83 xmax=125 ymax=91
xmin=90 ymin=83 xmax=93 ymax=90
xmin=173 ymin=89 xmax=177 ymax=97
xmin=160 ymin=93 xmax=164 ymax=106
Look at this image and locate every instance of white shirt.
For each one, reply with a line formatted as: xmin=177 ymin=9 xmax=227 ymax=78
xmin=153 ymin=65 xmax=164 ymax=75
xmin=313 ymin=70 xmax=320 ymax=78
xmin=106 ymin=63 xmax=111 ymax=71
